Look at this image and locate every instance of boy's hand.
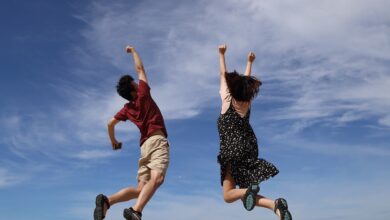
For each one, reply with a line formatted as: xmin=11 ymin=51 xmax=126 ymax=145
xmin=219 ymin=44 xmax=227 ymax=55
xmin=126 ymin=45 xmax=135 ymax=53
xmin=248 ymin=52 xmax=256 ymax=63
xmin=112 ymin=141 xmax=122 ymax=150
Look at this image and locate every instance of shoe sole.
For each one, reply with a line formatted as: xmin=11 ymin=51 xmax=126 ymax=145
xmin=244 ymin=193 xmax=255 ymax=211
xmin=94 ymin=194 xmax=105 ymax=220
xmin=244 ymin=184 xmax=259 ymax=211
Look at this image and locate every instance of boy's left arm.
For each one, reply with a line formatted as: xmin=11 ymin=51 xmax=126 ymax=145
xmin=107 ymin=117 xmax=122 ymax=150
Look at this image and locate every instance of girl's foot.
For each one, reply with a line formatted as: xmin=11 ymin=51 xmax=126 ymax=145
xmin=274 ymin=198 xmax=292 ymax=220
xmin=243 ymin=184 xmax=260 ymax=211
xmin=94 ymin=194 xmax=110 ymax=220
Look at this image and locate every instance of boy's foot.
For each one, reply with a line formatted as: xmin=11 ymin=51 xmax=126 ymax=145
xmin=123 ymin=207 xmax=142 ymax=220
xmin=243 ymin=184 xmax=260 ymax=211
xmin=274 ymin=198 xmax=292 ymax=220
xmin=94 ymin=194 xmax=110 ymax=220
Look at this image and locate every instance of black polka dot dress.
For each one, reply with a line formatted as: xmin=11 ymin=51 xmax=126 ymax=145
xmin=217 ymin=104 xmax=279 ymax=188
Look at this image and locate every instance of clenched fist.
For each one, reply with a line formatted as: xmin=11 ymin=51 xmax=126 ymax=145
xmin=248 ymin=52 xmax=255 ymax=63
xmin=126 ymin=45 xmax=135 ymax=53
xmin=219 ymin=44 xmax=227 ymax=55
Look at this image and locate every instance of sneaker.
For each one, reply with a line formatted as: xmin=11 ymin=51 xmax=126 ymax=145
xmin=94 ymin=194 xmax=110 ymax=220
xmin=243 ymin=184 xmax=260 ymax=211
xmin=274 ymin=198 xmax=292 ymax=220
xmin=123 ymin=207 xmax=142 ymax=220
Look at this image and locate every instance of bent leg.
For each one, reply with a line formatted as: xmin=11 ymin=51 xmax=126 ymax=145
xmin=104 ymin=181 xmax=146 ymax=216
xmin=256 ymin=195 xmax=285 ymax=218
xmin=132 ymin=169 xmax=164 ymax=212
xmin=222 ymin=171 xmax=246 ymax=203
xmin=109 ymin=181 xmax=146 ymax=205
xmin=255 ymin=195 xmax=274 ymax=210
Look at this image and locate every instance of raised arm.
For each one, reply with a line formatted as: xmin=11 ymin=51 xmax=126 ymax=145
xmin=244 ymin=52 xmax=256 ymax=76
xmin=219 ymin=44 xmax=227 ymax=76
xmin=126 ymin=46 xmax=148 ymax=83
xmin=107 ymin=117 xmax=121 ymax=150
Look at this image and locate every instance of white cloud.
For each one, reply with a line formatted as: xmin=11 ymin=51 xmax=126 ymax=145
xmin=273 ymin=135 xmax=390 ymax=157
xmin=379 ymin=115 xmax=390 ymax=127
xmin=2 ymin=0 xmax=390 ymax=192
xmin=68 ymin=190 xmax=278 ymax=220
xmin=73 ymin=150 xmax=115 ymax=160
xmin=67 ymin=174 xmax=390 ymax=220
xmin=71 ymin=0 xmax=390 ymax=131
xmin=0 ymin=168 xmax=25 ymax=188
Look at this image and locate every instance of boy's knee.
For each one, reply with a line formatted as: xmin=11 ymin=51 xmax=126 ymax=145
xmin=150 ymin=171 xmax=164 ymax=186
xmin=136 ymin=181 xmax=146 ymax=193
xmin=136 ymin=186 xmax=142 ymax=194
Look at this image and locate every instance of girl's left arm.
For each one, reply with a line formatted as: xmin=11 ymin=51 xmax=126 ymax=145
xmin=244 ymin=52 xmax=256 ymax=76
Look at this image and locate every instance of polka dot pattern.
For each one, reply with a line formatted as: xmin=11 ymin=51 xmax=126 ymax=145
xmin=217 ymin=104 xmax=279 ymax=188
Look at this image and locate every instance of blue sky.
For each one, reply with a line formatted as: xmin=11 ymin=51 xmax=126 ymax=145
xmin=1 ymin=0 xmax=390 ymax=219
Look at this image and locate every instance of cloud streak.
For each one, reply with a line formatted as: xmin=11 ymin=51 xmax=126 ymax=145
xmin=74 ymin=0 xmax=390 ymax=129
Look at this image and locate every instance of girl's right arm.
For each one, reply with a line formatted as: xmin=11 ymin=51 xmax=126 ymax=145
xmin=219 ymin=44 xmax=227 ymax=76
xmin=218 ymin=44 xmax=231 ymax=114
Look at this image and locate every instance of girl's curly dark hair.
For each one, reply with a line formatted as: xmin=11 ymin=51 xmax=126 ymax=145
xmin=225 ymin=70 xmax=262 ymax=102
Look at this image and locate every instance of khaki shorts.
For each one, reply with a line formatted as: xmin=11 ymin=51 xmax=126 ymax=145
xmin=137 ymin=134 xmax=170 ymax=182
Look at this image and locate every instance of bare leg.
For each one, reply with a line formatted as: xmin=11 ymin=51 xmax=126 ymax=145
xmin=222 ymin=168 xmax=283 ymax=219
xmin=109 ymin=181 xmax=146 ymax=205
xmin=256 ymin=195 xmax=285 ymax=219
xmin=104 ymin=181 xmax=146 ymax=216
xmin=222 ymin=171 xmax=247 ymax=203
xmin=132 ymin=169 xmax=164 ymax=212
xmin=256 ymin=195 xmax=280 ymax=215
xmin=223 ymin=169 xmax=281 ymax=219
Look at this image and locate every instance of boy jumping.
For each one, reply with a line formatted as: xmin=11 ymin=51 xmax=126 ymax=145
xmin=94 ymin=45 xmax=170 ymax=220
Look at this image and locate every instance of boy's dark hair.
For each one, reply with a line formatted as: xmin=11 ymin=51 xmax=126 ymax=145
xmin=116 ymin=75 xmax=136 ymax=101
xmin=225 ymin=70 xmax=262 ymax=102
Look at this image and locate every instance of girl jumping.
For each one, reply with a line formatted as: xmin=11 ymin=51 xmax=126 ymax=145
xmin=217 ymin=44 xmax=292 ymax=220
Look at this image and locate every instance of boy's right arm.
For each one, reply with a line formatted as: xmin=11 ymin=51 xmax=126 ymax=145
xmin=126 ymin=45 xmax=148 ymax=83
xmin=107 ymin=117 xmax=121 ymax=150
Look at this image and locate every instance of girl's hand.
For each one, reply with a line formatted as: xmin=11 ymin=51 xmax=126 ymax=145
xmin=248 ymin=52 xmax=256 ymax=63
xmin=219 ymin=44 xmax=227 ymax=55
xmin=126 ymin=45 xmax=135 ymax=53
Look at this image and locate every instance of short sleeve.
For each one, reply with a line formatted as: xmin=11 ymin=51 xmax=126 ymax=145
xmin=138 ymin=80 xmax=151 ymax=98
xmin=114 ymin=107 xmax=128 ymax=121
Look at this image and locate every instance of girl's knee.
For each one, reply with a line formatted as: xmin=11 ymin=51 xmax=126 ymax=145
xmin=223 ymin=193 xmax=235 ymax=203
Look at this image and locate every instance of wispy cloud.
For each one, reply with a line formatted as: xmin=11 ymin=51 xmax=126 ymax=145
xmin=0 ymin=168 xmax=25 ymax=188
xmin=67 ymin=173 xmax=390 ymax=220
xmin=73 ymin=0 xmax=390 ymax=130
xmin=72 ymin=150 xmax=115 ymax=160
xmin=1 ymin=0 xmax=390 ymax=198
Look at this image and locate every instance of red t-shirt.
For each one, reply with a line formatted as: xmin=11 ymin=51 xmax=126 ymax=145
xmin=114 ymin=80 xmax=168 ymax=146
